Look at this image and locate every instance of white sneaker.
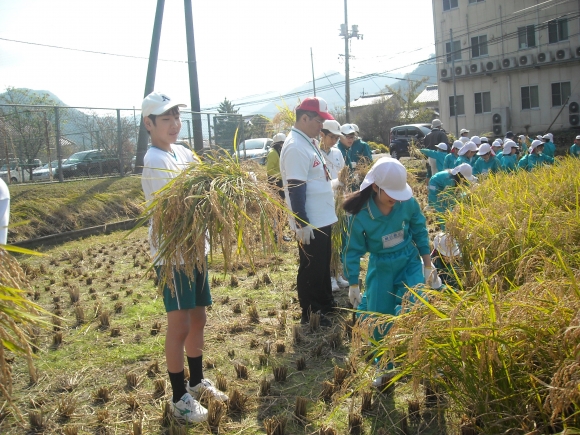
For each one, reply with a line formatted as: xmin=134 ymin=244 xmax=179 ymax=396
xmin=331 ymin=277 xmax=340 ymax=292
xmin=172 ymin=393 xmax=208 ymax=423
xmin=187 ymin=379 xmax=228 ymax=402
xmin=336 ymin=275 xmax=349 ymax=288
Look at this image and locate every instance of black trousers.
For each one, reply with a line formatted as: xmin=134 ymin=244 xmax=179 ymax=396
xmin=297 ymin=224 xmax=335 ymax=315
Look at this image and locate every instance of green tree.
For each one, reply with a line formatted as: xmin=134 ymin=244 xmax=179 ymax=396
xmin=0 ymin=88 xmax=60 ymax=180
xmin=213 ymin=98 xmax=241 ymax=150
xmin=244 ymin=114 xmax=272 ymax=139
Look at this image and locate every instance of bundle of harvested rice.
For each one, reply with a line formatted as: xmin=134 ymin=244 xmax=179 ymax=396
xmin=142 ymin=155 xmax=289 ymax=290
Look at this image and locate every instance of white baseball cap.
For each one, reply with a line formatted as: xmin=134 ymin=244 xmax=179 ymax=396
xmin=451 ymin=163 xmax=476 ymax=182
xmin=459 ymin=136 xmax=470 ymax=144
xmin=530 ymin=139 xmax=543 ymax=151
xmin=470 ymin=136 xmax=481 ymax=145
xmin=576 ymin=135 xmax=580 ymax=140
xmin=351 ymin=123 xmax=360 ymax=133
xmin=476 ymin=143 xmax=492 ymax=155
xmin=142 ymin=92 xmax=187 ymax=117
xmin=322 ymin=120 xmax=342 ymax=136
xmin=458 ymin=141 xmax=477 ymax=156
xmin=433 ymin=232 xmax=460 ymax=257
xmin=272 ymin=133 xmax=286 ymax=143
xmin=340 ymin=124 xmax=356 ymax=135
xmin=436 ymin=142 xmax=448 ymax=150
xmin=452 ymin=140 xmax=464 ymax=150
xmin=360 ymin=157 xmax=413 ymax=201
xmin=492 ymin=140 xmax=502 ymax=148
xmin=503 ymin=140 xmax=517 ymax=153
xmin=480 ymin=137 xmax=489 ymax=143
xmin=460 ymin=128 xmax=469 ymax=134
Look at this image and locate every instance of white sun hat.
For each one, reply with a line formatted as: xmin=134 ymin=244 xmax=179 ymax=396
xmin=530 ymin=139 xmax=543 ymax=151
xmin=272 ymin=132 xmax=287 ymax=143
xmin=492 ymin=140 xmax=502 ymax=148
xmin=458 ymin=141 xmax=477 ymax=156
xmin=433 ymin=232 xmax=460 ymax=257
xmin=452 ymin=140 xmax=464 ymax=150
xmin=476 ymin=143 xmax=492 ymax=155
xmin=451 ymin=163 xmax=476 ymax=182
xmin=503 ymin=140 xmax=517 ymax=153
xmin=436 ymin=142 xmax=448 ymax=150
xmin=459 ymin=136 xmax=470 ymax=144
xmin=360 ymin=157 xmax=413 ymax=201
xmin=322 ymin=120 xmax=342 ymax=136
xmin=470 ymin=136 xmax=481 ymax=145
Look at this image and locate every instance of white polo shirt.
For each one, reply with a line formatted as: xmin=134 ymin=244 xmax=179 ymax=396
xmin=279 ymin=127 xmax=337 ymax=229
xmin=321 ymin=145 xmax=345 ymax=179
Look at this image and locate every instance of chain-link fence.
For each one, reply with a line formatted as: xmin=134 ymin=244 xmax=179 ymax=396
xmin=0 ymin=103 xmax=250 ymax=184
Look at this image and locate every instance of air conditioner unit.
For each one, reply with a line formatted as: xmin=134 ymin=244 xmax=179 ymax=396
xmin=555 ymin=48 xmax=571 ymax=60
xmin=469 ymin=62 xmax=483 ymax=74
xmin=576 ymin=46 xmax=580 ymax=58
xmin=569 ymin=94 xmax=580 ymax=126
xmin=454 ymin=65 xmax=469 ymax=76
xmin=491 ymin=108 xmax=510 ymax=136
xmin=537 ymin=51 xmax=552 ymax=64
xmin=485 ymin=60 xmax=501 ymax=72
xmin=502 ymin=57 xmax=518 ymax=68
xmin=518 ymin=54 xmax=535 ymax=66
xmin=441 ymin=68 xmax=449 ymax=78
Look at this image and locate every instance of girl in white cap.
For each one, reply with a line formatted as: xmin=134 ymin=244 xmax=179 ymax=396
xmin=342 ymin=157 xmax=435 ymax=337
xmin=491 ymin=140 xmax=503 ymax=160
xmin=542 ymin=134 xmax=556 ymax=158
xmin=518 ymin=140 xmax=554 ymax=171
xmin=500 ymin=140 xmax=519 ymax=172
xmin=427 ymin=163 xmax=476 ymax=229
xmin=444 ymin=140 xmax=463 ymax=169
xmin=472 ymin=143 xmax=500 ymax=176
xmin=455 ymin=141 xmax=477 ymax=167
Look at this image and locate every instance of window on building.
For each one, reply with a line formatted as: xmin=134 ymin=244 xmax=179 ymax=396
xmin=468 ymin=0 xmax=485 ymax=3
xmin=518 ymin=25 xmax=536 ymax=48
xmin=521 ymin=86 xmax=539 ymax=110
xmin=474 ymin=92 xmax=491 ymax=114
xmin=548 ymin=19 xmax=568 ymax=43
xmin=449 ymin=95 xmax=465 ymax=117
xmin=471 ymin=35 xmax=488 ymax=58
xmin=552 ymin=82 xmax=571 ymax=107
xmin=446 ymin=40 xmax=461 ymax=62
xmin=443 ymin=0 xmax=458 ymax=11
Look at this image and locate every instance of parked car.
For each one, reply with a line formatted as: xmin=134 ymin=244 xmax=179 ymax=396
xmin=232 ymin=138 xmax=273 ymax=165
xmin=0 ymin=159 xmax=43 ymax=183
xmin=389 ymin=139 xmax=411 ymax=160
xmin=32 ymin=160 xmax=63 ymax=181
xmin=390 ymin=124 xmax=431 ymax=144
xmin=55 ymin=149 xmax=120 ymax=178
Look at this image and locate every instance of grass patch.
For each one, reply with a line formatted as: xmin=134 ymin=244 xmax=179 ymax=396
xmin=8 ymin=176 xmax=144 ymax=241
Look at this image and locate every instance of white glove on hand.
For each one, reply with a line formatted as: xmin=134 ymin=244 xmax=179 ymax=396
xmin=295 ymin=226 xmax=314 ymax=245
xmin=331 ymin=178 xmax=343 ymax=190
xmin=423 ymin=266 xmax=434 ymax=285
xmin=423 ymin=266 xmax=442 ymax=289
xmin=349 ymin=285 xmax=361 ymax=308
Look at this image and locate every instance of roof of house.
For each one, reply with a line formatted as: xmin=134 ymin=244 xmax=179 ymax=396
xmin=414 ymin=85 xmax=439 ymax=104
xmin=350 ymin=93 xmax=393 ymax=108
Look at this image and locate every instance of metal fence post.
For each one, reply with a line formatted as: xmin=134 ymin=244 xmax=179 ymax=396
xmin=55 ymin=106 xmax=63 ymax=182
xmin=206 ymin=113 xmax=212 ymax=148
xmin=116 ymin=109 xmax=124 ymax=176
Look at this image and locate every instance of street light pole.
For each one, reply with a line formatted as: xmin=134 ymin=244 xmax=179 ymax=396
xmin=344 ymin=0 xmax=350 ymax=122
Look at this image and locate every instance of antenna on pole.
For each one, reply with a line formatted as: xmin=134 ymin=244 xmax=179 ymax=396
xmin=310 ymin=47 xmax=316 ymax=97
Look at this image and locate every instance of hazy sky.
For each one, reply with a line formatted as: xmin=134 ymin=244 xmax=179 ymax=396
xmin=0 ymin=0 xmax=435 ymax=114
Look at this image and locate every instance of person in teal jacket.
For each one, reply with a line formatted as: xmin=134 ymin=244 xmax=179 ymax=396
xmin=541 ymin=133 xmax=556 ymax=158
xmin=444 ymin=140 xmax=463 ymax=169
xmin=342 ymin=158 xmax=437 ymax=336
xmin=427 ymin=164 xmax=476 ymax=228
xmin=500 ymin=140 xmax=519 ymax=172
xmin=472 ymin=143 xmax=500 ymax=176
xmin=518 ymin=140 xmax=554 ymax=171
xmin=570 ymin=135 xmax=580 ymax=158
xmin=455 ymin=141 xmax=477 ymax=167
xmin=337 ymin=124 xmax=373 ymax=169
xmin=351 ymin=123 xmax=373 ymax=162
xmin=492 ymin=140 xmax=503 ymax=161
xmin=420 ymin=143 xmax=448 ymax=174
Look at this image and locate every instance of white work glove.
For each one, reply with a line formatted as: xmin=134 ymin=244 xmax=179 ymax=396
xmin=331 ymin=178 xmax=343 ymax=190
xmin=349 ymin=285 xmax=361 ymax=308
xmin=423 ymin=266 xmax=442 ymax=289
xmin=247 ymin=171 xmax=257 ymax=182
xmin=295 ymin=226 xmax=314 ymax=245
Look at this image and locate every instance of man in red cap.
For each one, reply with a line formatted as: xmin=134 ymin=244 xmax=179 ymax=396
xmin=279 ymin=97 xmax=338 ymax=327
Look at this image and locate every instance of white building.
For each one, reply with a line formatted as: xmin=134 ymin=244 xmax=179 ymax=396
xmin=432 ymin=0 xmax=580 ymax=137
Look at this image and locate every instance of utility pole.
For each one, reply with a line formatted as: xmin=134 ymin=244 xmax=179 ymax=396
xmin=184 ymin=0 xmax=204 ymax=154
xmin=135 ymin=0 xmax=165 ymax=174
xmin=310 ymin=47 xmax=316 ymax=96
xmin=450 ymin=29 xmax=459 ymax=138
xmin=340 ymin=0 xmax=362 ymax=123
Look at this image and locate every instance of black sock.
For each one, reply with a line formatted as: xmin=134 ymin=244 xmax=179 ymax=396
xmin=187 ymin=355 xmax=203 ymax=387
xmin=168 ymin=370 xmax=187 ymax=403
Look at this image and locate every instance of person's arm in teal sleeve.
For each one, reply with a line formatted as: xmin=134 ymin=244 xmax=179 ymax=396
xmin=408 ymin=198 xmax=430 ymax=256
xmin=472 ymin=159 xmax=481 ymax=175
xmin=544 ymin=155 xmax=554 ymax=165
xmin=419 ymin=149 xmax=436 ymax=159
xmin=342 ymin=215 xmax=367 ymax=285
xmin=518 ymin=156 xmax=528 ymax=170
xmin=363 ymin=143 xmax=372 ymax=160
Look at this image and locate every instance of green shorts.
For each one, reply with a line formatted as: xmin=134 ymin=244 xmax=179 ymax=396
xmin=155 ymin=266 xmax=212 ymax=312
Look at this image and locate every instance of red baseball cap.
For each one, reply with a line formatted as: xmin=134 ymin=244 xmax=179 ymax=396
xmin=296 ymin=97 xmax=334 ymax=120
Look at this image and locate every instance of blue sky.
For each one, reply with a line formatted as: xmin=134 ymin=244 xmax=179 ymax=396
xmin=0 ymin=0 xmax=435 ymax=114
